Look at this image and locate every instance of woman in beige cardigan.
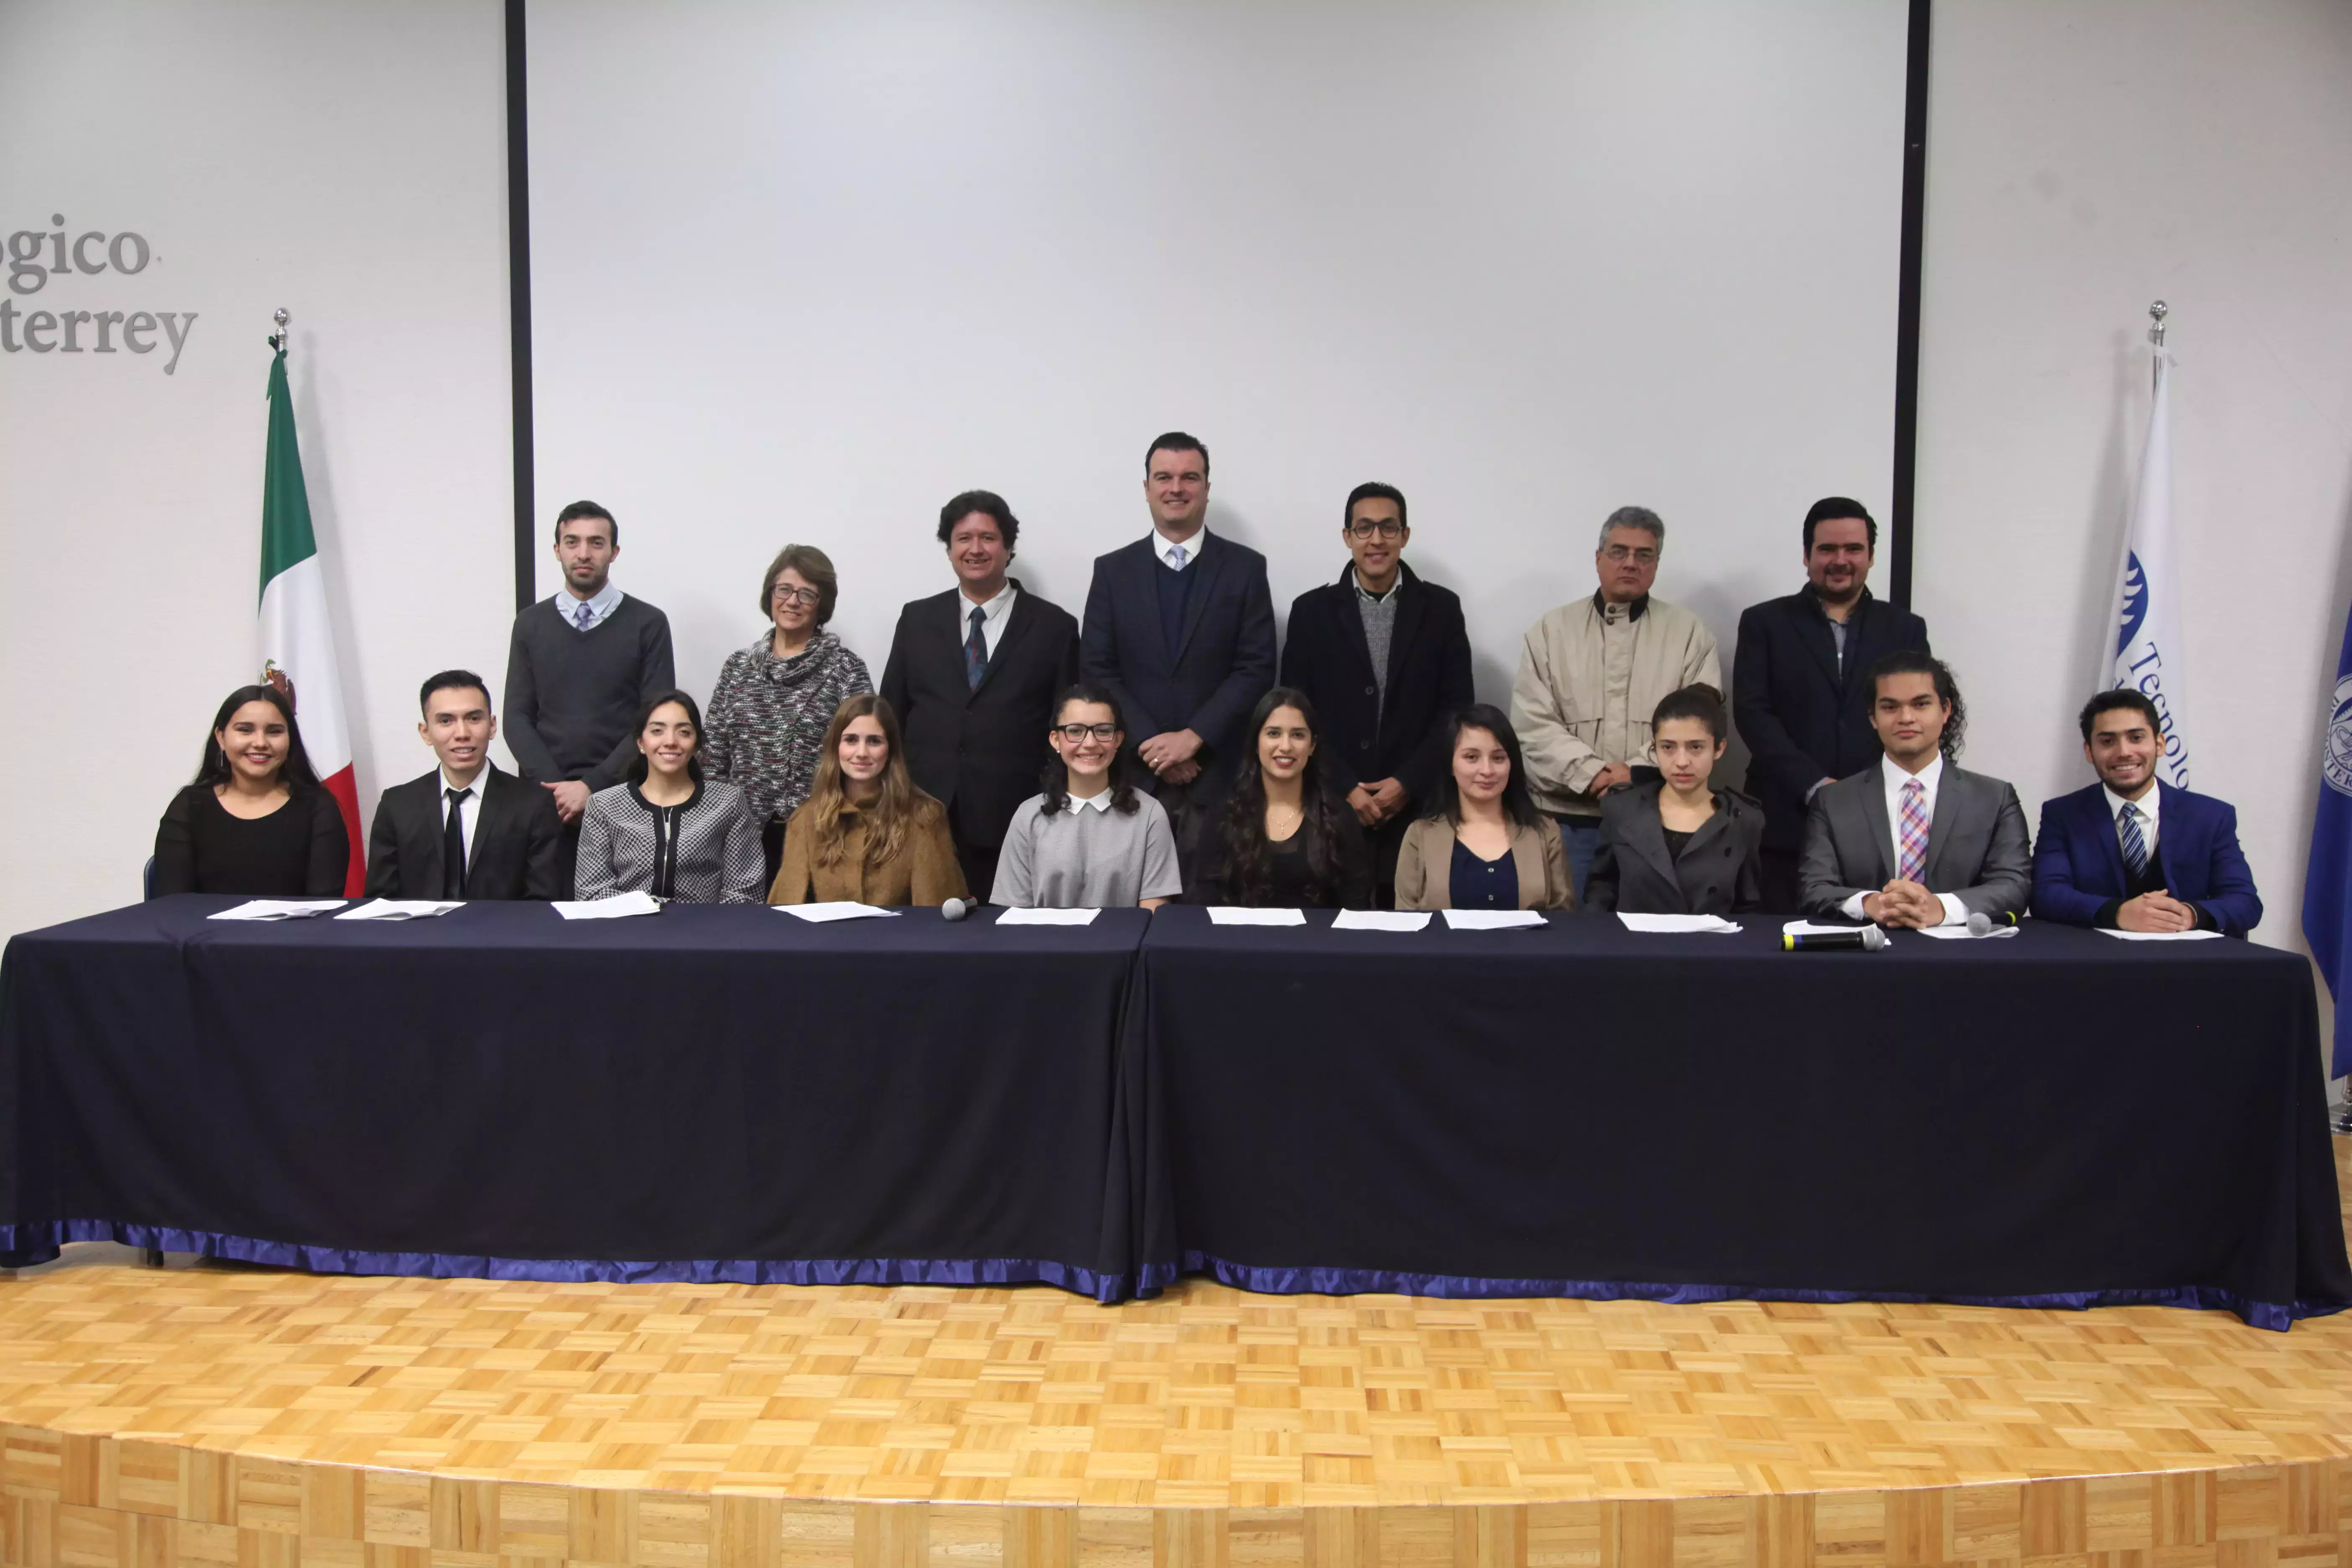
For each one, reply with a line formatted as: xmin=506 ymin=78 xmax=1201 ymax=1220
xmin=770 ymin=695 xmax=967 ymax=906
xmin=1393 ymin=705 xmax=1576 ymax=912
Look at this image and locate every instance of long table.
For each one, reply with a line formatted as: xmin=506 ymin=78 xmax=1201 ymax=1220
xmin=1118 ymin=908 xmax=2352 ymax=1331
xmin=3 ymin=898 xmax=2346 ymax=1328
xmin=0 ymin=896 xmax=1150 ymax=1299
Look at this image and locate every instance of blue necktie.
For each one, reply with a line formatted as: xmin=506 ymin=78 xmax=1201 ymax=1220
xmin=965 ymin=606 xmax=988 ymax=691
xmin=574 ymin=601 xmax=594 ymax=631
xmin=2119 ymin=802 xmax=2149 ymax=879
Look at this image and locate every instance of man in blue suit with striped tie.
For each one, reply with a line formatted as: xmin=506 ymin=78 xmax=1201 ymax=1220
xmin=2031 ymin=690 xmax=2263 ymax=936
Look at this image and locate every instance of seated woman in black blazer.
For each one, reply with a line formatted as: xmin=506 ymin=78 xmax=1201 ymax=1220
xmin=1181 ymin=687 xmax=1372 ymax=908
xmin=154 ymin=684 xmax=351 ymax=897
xmin=1586 ymin=683 xmax=1764 ymax=916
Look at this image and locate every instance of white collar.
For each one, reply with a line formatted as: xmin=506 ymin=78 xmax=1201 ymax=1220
xmin=1884 ymin=750 xmax=1945 ymax=794
xmin=959 ymin=580 xmax=1017 ymax=620
xmin=439 ymin=764 xmax=489 ymax=796
xmin=1154 ymin=527 xmax=1208 ymax=568
xmin=2102 ymin=781 xmax=2159 ymax=823
xmin=558 ymin=580 xmax=623 ymax=622
xmin=1066 ymin=787 xmax=1115 ymax=814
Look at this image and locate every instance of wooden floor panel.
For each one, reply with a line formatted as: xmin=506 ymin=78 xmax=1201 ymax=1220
xmin=3 ymin=1139 xmax=2349 ymax=1567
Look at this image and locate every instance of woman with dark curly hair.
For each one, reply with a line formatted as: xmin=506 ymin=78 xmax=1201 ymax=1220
xmin=1180 ymin=687 xmax=1370 ymax=908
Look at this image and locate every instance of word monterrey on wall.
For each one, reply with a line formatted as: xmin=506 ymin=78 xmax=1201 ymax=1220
xmin=6 ymin=216 xmax=195 ymax=374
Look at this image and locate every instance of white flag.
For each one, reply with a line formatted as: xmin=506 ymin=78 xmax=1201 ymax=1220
xmin=2104 ymin=352 xmax=2191 ymax=788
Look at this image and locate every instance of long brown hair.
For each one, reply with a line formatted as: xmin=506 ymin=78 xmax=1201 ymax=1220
xmin=800 ymin=694 xmax=942 ymax=868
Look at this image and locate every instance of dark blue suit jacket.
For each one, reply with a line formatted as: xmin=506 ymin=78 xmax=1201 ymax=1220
xmin=2030 ymin=780 xmax=2263 ymax=936
xmin=1733 ymin=587 xmax=1930 ymax=852
xmin=1081 ymin=531 xmax=1277 ymax=789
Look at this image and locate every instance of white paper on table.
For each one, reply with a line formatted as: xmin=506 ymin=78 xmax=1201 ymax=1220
xmin=2096 ymin=927 xmax=2225 ymax=941
xmin=1617 ymin=912 xmax=1741 ymax=934
xmin=335 ymin=899 xmax=464 ymax=921
xmin=552 ymin=891 xmax=662 ymax=920
xmin=994 ymin=907 xmax=1101 ymax=926
xmin=774 ymin=902 xmax=901 ymax=922
xmin=1331 ymin=909 xmax=1431 ymax=932
xmin=1207 ymin=907 xmax=1306 ymax=926
xmin=1441 ymin=908 xmax=1547 ymax=931
xmin=1783 ymin=919 xmax=1875 ymax=938
xmin=208 ymin=899 xmax=346 ymax=921
xmin=1915 ymin=923 xmax=2019 ymax=940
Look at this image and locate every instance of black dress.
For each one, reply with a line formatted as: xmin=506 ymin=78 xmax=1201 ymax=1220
xmin=153 ymin=785 xmax=350 ymax=897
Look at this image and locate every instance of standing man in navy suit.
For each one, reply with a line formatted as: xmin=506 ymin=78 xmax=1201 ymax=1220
xmin=1733 ymin=498 xmax=1932 ymax=909
xmin=1081 ymin=432 xmax=1277 ymax=818
xmin=882 ymin=490 xmax=1081 ymax=900
xmin=2032 ymin=689 xmax=2262 ymax=935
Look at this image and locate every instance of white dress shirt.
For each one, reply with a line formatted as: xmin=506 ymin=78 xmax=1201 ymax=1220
xmin=439 ymin=765 xmax=487 ymax=869
xmin=1841 ymin=752 xmax=1967 ymax=926
xmin=1154 ymin=529 xmax=1207 ymax=572
xmin=2102 ymin=782 xmax=2162 ymax=860
xmin=557 ymin=580 xmax=624 ymax=631
xmin=957 ymin=581 xmax=1019 ymax=662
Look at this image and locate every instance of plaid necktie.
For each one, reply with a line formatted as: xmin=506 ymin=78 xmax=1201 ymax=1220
xmin=1897 ymin=778 xmax=1929 ymax=883
xmin=2119 ymin=802 xmax=2149 ymax=879
xmin=964 ymin=606 xmax=988 ymax=691
xmin=573 ymin=600 xmax=594 ymax=631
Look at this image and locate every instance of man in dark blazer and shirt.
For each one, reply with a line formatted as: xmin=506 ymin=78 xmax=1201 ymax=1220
xmin=1081 ymin=432 xmax=1277 ymax=815
xmin=1279 ymin=481 xmax=1474 ymax=901
xmin=882 ymin=490 xmax=1081 ymax=900
xmin=1735 ymin=498 xmax=1931 ymax=909
xmin=2031 ymin=689 xmax=2261 ymax=935
xmin=1800 ymin=650 xmax=2032 ymax=924
xmin=367 ymin=670 xmax=565 ymax=900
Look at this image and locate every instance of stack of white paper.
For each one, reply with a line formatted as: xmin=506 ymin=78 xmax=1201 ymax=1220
xmin=2097 ymin=927 xmax=2224 ymax=941
xmin=775 ymin=902 xmax=901 ymax=922
xmin=995 ymin=907 xmax=1101 ymax=926
xmin=1331 ymin=909 xmax=1431 ymax=932
xmin=1916 ymin=923 xmax=2019 ymax=940
xmin=208 ymin=899 xmax=346 ymax=921
xmin=1441 ymin=908 xmax=1547 ymax=931
xmin=1618 ymin=912 xmax=1741 ymax=934
xmin=1207 ymin=907 xmax=1305 ymax=926
xmin=552 ymin=890 xmax=662 ymax=920
xmin=335 ymin=899 xmax=465 ymax=921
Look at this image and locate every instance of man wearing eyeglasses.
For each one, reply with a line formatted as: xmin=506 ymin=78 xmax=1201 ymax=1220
xmin=1277 ymin=482 xmax=1473 ymax=905
xmin=1511 ymin=505 xmax=1720 ymax=901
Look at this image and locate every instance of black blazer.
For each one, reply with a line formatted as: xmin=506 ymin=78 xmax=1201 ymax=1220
xmin=1080 ymin=531 xmax=1277 ymax=790
xmin=879 ymin=580 xmax=1080 ymax=850
xmin=1733 ymin=587 xmax=1931 ymax=852
xmin=1277 ymin=561 xmax=1475 ymax=800
xmin=1585 ymin=781 xmax=1765 ymax=917
xmin=364 ymin=764 xmax=565 ymax=900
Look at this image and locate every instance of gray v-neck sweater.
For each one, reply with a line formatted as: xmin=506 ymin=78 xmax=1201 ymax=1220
xmin=501 ymin=595 xmax=677 ymax=790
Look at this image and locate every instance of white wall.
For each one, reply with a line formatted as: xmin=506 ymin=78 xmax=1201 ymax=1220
xmin=0 ymin=0 xmax=511 ymax=936
xmin=1914 ymin=0 xmax=2352 ymax=988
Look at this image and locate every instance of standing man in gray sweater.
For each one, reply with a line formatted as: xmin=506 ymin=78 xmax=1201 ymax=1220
xmin=502 ymin=499 xmax=676 ymax=892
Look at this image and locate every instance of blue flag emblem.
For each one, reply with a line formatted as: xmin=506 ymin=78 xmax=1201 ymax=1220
xmin=2115 ymin=553 xmax=2149 ymax=658
xmin=2305 ymin=606 xmax=2352 ymax=1078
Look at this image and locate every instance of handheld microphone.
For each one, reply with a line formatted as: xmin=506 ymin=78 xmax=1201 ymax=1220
xmin=1782 ymin=926 xmax=1888 ymax=952
xmin=941 ymin=897 xmax=971 ymax=922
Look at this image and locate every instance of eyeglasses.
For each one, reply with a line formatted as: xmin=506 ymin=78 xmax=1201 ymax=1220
xmin=1602 ymin=545 xmax=1658 ymax=565
xmin=1347 ymin=519 xmax=1404 ymax=541
xmin=771 ymin=585 xmax=822 ymax=606
xmin=1055 ymin=723 xmax=1120 ymax=743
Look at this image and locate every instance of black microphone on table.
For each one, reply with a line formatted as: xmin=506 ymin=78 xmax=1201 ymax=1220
xmin=941 ymin=897 xmax=972 ymax=922
xmin=1782 ymin=925 xmax=1889 ymax=952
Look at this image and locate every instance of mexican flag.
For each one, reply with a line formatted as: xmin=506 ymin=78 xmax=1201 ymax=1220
xmin=259 ymin=340 xmax=364 ymax=894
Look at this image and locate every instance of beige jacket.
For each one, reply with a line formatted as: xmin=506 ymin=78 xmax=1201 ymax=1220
xmin=1392 ymin=816 xmax=1577 ymax=911
xmin=1509 ymin=593 xmax=1720 ymax=818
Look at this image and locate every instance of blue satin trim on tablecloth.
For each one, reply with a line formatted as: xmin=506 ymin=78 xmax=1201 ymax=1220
xmin=0 ymin=1220 xmax=1135 ymax=1303
xmin=1178 ymin=1250 xmax=2345 ymax=1332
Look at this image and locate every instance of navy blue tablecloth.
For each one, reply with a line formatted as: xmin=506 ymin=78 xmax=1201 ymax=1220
xmin=0 ymin=896 xmax=1150 ymax=1299
xmin=1117 ymin=909 xmax=2352 ymax=1329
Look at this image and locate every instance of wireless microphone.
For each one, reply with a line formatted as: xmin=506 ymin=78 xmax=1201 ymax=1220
xmin=1782 ymin=926 xmax=1889 ymax=952
xmin=941 ymin=897 xmax=971 ymax=922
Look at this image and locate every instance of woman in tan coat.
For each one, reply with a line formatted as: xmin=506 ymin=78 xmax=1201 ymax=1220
xmin=1393 ymin=705 xmax=1576 ymax=913
xmin=769 ymin=695 xmax=967 ymax=906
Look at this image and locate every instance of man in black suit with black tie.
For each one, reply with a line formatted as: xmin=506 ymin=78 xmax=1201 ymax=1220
xmin=881 ymin=490 xmax=1081 ymax=900
xmin=1080 ymin=432 xmax=1277 ymax=818
xmin=365 ymin=670 xmax=565 ymax=900
xmin=1733 ymin=497 xmax=1932 ymax=909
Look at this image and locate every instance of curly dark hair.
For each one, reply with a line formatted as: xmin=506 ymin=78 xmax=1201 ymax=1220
xmin=1210 ymin=687 xmax=1363 ymax=905
xmin=1868 ymin=650 xmax=1966 ymax=759
xmin=1039 ymin=682 xmax=1141 ymax=817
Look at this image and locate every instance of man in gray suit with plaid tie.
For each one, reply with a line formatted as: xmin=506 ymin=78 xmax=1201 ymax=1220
xmin=1798 ymin=650 xmax=2032 ymax=925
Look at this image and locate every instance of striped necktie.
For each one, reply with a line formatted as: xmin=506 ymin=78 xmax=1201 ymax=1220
xmin=1897 ymin=779 xmax=1929 ymax=883
xmin=2119 ymin=802 xmax=2149 ymax=879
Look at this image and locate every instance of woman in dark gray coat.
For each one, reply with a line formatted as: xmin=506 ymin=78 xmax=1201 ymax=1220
xmin=1586 ymin=684 xmax=1764 ymax=917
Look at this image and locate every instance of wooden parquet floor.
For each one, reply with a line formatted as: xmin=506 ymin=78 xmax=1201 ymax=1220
xmin=3 ymin=1139 xmax=2350 ymax=1567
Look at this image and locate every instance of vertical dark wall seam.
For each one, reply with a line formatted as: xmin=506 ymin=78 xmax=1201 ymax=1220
xmin=506 ymin=0 xmax=536 ymax=613
xmin=1890 ymin=0 xmax=1931 ymax=611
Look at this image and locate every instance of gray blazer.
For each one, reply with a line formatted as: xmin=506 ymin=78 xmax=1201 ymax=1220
xmin=1798 ymin=759 xmax=2032 ymax=920
xmin=1586 ymin=781 xmax=1765 ymax=917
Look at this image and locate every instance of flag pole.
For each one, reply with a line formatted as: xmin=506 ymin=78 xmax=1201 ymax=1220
xmin=270 ymin=307 xmax=289 ymax=353
xmin=2147 ymin=299 xmax=2167 ymax=388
